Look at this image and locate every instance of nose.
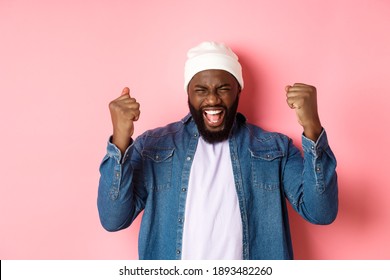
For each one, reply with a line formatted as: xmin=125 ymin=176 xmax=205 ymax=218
xmin=205 ymin=90 xmax=221 ymax=105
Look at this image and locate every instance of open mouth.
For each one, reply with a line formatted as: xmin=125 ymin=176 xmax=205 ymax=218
xmin=203 ymin=108 xmax=225 ymax=128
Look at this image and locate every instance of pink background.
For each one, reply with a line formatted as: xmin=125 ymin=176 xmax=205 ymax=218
xmin=1 ymin=0 xmax=389 ymax=260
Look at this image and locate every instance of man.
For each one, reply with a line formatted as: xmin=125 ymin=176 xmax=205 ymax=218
xmin=98 ymin=41 xmax=338 ymax=260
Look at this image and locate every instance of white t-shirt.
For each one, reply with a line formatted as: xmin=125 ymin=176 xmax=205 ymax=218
xmin=181 ymin=137 xmax=243 ymax=259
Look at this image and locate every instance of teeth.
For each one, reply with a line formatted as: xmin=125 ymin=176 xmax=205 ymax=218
xmin=205 ymin=110 xmax=222 ymax=115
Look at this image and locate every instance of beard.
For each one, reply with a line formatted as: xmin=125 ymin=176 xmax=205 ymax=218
xmin=188 ymin=96 xmax=239 ymax=144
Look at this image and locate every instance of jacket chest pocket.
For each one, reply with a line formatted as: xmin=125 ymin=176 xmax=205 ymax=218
xmin=249 ymin=149 xmax=284 ymax=191
xmin=142 ymin=148 xmax=175 ymax=191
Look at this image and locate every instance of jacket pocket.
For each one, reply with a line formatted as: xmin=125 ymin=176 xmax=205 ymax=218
xmin=249 ymin=149 xmax=284 ymax=191
xmin=142 ymin=148 xmax=175 ymax=191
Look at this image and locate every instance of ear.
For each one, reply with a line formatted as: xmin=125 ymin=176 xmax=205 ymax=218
xmin=237 ymin=84 xmax=242 ymax=97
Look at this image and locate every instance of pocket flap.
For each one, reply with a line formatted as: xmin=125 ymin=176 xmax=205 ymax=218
xmin=249 ymin=150 xmax=284 ymax=161
xmin=142 ymin=148 xmax=175 ymax=162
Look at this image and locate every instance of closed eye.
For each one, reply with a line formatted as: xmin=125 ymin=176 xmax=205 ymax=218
xmin=194 ymin=87 xmax=208 ymax=94
xmin=218 ymin=86 xmax=232 ymax=94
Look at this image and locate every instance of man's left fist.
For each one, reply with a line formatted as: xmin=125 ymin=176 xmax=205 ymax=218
xmin=286 ymin=83 xmax=322 ymax=141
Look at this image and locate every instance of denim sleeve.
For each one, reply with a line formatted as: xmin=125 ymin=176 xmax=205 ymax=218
xmin=283 ymin=129 xmax=338 ymax=224
xmin=97 ymin=136 xmax=146 ymax=231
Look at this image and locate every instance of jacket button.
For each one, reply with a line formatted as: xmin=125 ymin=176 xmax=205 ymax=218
xmin=186 ymin=156 xmax=191 ymax=161
xmin=176 ymin=250 xmax=181 ymax=255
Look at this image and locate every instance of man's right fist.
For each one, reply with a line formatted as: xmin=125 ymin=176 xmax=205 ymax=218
xmin=109 ymin=87 xmax=140 ymax=154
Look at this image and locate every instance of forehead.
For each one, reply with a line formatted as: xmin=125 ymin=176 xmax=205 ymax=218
xmin=190 ymin=69 xmax=238 ymax=85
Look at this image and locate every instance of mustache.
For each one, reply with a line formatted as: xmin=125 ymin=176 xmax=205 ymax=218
xmin=200 ymin=105 xmax=227 ymax=111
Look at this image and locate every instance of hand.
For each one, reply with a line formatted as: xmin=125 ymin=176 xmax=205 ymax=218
xmin=286 ymin=83 xmax=322 ymax=141
xmin=109 ymin=87 xmax=140 ymax=154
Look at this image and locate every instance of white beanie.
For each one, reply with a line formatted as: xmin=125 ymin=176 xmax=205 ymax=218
xmin=184 ymin=41 xmax=244 ymax=91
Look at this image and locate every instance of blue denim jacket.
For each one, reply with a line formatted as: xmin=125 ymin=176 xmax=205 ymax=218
xmin=98 ymin=113 xmax=338 ymax=260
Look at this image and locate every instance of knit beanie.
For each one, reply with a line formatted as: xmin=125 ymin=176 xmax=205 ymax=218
xmin=184 ymin=41 xmax=244 ymax=91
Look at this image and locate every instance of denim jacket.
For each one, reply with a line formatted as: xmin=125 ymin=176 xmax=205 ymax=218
xmin=98 ymin=113 xmax=338 ymax=260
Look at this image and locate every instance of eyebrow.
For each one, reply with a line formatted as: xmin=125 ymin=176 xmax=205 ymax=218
xmin=193 ymin=83 xmax=232 ymax=88
xmin=194 ymin=85 xmax=208 ymax=88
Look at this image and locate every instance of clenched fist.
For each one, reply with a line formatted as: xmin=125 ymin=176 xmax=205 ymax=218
xmin=109 ymin=87 xmax=140 ymax=154
xmin=286 ymin=83 xmax=322 ymax=141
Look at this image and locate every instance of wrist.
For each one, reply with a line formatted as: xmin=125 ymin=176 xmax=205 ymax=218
xmin=112 ymin=132 xmax=132 ymax=155
xmin=303 ymin=123 xmax=322 ymax=142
